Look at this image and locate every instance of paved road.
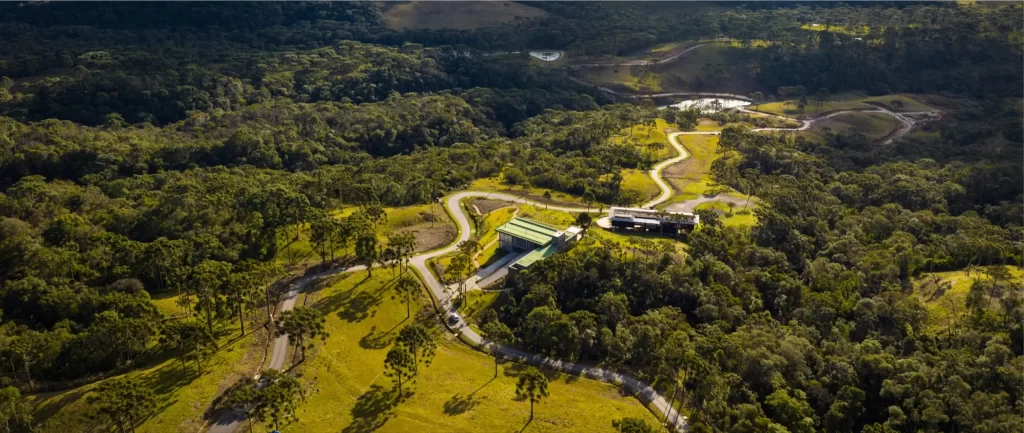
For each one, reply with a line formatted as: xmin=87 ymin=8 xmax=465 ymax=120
xmin=207 ymin=42 xmax=938 ymax=431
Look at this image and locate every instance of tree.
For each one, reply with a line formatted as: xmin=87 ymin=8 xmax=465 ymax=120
xmin=396 ymin=323 xmax=436 ymax=367
xmin=355 ymin=231 xmax=379 ymax=278
xmin=88 ymin=377 xmax=156 ymax=433
xmin=575 ymin=212 xmax=593 ymax=235
xmin=225 ymin=381 xmax=265 ymax=433
xmin=515 ymin=366 xmax=549 ymax=420
xmin=191 ymin=260 xmax=231 ymax=337
xmin=815 ymin=88 xmax=831 ymax=111
xmin=274 ymin=306 xmax=328 ymax=363
xmin=0 ymin=386 xmax=32 ymax=433
xmin=394 ymin=275 xmax=420 ymax=318
xmin=481 ymin=320 xmax=514 ymax=377
xmin=890 ymin=99 xmax=904 ymax=112
xmin=259 ymin=370 xmax=304 ymax=431
xmin=160 ymin=319 xmax=215 ymax=375
xmin=613 ymin=417 xmax=656 ymax=433
xmin=750 ymin=91 xmax=764 ymax=111
xmin=384 ymin=344 xmax=417 ymax=399
xmin=583 ymin=190 xmax=596 ymax=213
xmin=387 ymin=231 xmax=417 ymax=273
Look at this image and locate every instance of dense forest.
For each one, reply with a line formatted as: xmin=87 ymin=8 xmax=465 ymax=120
xmin=0 ymin=2 xmax=1021 ymax=433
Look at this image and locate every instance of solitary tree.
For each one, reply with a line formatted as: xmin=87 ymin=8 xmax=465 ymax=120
xmin=394 ymin=275 xmax=420 ymax=319
xmin=88 ymin=377 xmax=156 ymax=433
xmin=384 ymin=344 xmax=417 ymax=399
xmin=582 ymin=190 xmax=596 ymax=213
xmin=750 ymin=91 xmax=764 ymax=111
xmin=575 ymin=212 xmax=593 ymax=235
xmin=274 ymin=307 xmax=328 ymax=363
xmin=396 ymin=324 xmax=437 ymax=367
xmin=515 ymin=366 xmax=549 ymax=421
xmin=481 ymin=320 xmax=514 ymax=377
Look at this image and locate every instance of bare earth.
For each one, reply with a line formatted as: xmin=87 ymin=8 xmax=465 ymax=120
xmin=470 ymin=198 xmax=513 ymax=214
xmin=395 ymin=222 xmax=456 ymax=253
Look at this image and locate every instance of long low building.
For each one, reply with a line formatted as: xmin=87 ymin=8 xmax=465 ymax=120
xmin=608 ymin=206 xmax=699 ymax=233
xmin=496 ymin=217 xmax=583 ymax=273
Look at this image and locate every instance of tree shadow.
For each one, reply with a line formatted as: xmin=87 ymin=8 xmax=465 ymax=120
xmin=359 ymin=323 xmax=401 ymax=350
xmin=518 ymin=418 xmax=533 ymax=433
xmin=342 ymin=385 xmax=398 ymax=433
xmin=443 ymin=392 xmax=483 ymax=416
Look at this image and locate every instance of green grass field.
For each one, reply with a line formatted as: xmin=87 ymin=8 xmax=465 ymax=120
xmin=693 ymin=201 xmax=758 ymax=228
xmin=277 ymin=203 xmax=457 ymax=268
xmin=800 ymin=111 xmax=900 ymax=142
xmin=385 ymin=1 xmax=548 ymax=30
xmin=757 ymin=93 xmax=934 ymax=118
xmin=579 ymin=42 xmax=762 ymax=94
xmin=27 ymin=322 xmax=262 ymax=433
xmin=292 ymin=270 xmax=662 ymax=433
xmin=911 ymin=266 xmax=1024 ymax=332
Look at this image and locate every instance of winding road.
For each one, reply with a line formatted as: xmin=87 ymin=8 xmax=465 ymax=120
xmin=209 ymin=47 xmax=940 ymax=433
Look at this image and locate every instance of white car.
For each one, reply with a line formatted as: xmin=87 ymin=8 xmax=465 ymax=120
xmin=447 ymin=312 xmax=461 ymax=325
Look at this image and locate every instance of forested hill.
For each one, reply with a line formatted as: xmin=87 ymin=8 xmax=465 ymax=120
xmin=0 ymin=2 xmax=1021 ymax=433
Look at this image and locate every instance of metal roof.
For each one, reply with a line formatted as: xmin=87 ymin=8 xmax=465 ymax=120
xmin=511 ymin=243 xmax=559 ymax=268
xmin=496 ymin=217 xmax=560 ymax=246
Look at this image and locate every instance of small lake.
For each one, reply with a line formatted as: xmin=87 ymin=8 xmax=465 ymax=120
xmin=662 ymin=98 xmax=750 ymax=113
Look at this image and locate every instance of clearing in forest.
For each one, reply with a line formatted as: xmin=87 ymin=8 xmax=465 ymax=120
xmin=290 ymin=270 xmax=662 ymax=433
xmin=385 ymin=1 xmax=548 ymax=30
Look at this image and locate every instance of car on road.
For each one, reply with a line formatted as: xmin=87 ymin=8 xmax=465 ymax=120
xmin=447 ymin=312 xmax=461 ymax=325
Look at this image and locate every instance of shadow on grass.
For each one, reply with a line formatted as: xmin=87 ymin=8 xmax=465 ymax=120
xmin=342 ymin=384 xmax=402 ymax=433
xmin=502 ymin=362 xmax=564 ymax=382
xmin=518 ymin=418 xmax=533 ymax=433
xmin=442 ymin=392 xmax=483 ymax=416
xmin=359 ymin=322 xmax=404 ymax=350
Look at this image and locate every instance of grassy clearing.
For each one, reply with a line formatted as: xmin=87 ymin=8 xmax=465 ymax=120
xmin=800 ymin=111 xmax=900 ymax=143
xmin=661 ymin=134 xmax=726 ymax=203
xmin=578 ymin=42 xmax=762 ymax=93
xmin=473 ymin=206 xmax=518 ymax=267
xmin=757 ymin=93 xmax=934 ymax=118
xmin=277 ymin=203 xmax=456 ymax=268
xmin=609 ymin=119 xmax=676 ymax=161
xmin=911 ymin=266 xmax=1024 ymax=332
xmin=800 ymin=23 xmax=872 ymax=35
xmin=384 ymin=1 xmax=548 ymax=30
xmin=620 ymin=169 xmax=660 ymax=204
xmin=468 ymin=177 xmax=585 ymax=206
xmin=293 ymin=269 xmax=661 ymax=433
xmin=27 ymin=322 xmax=262 ymax=433
xmin=693 ymin=202 xmax=758 ymax=228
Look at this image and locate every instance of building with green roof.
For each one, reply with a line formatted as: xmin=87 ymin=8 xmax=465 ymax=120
xmin=496 ymin=217 xmax=583 ymax=273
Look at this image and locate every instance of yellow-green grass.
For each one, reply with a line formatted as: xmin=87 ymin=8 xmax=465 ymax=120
xmin=151 ymin=292 xmax=193 ymax=319
xmin=294 ymin=269 xmax=662 ymax=433
xmin=757 ymin=93 xmax=934 ymax=118
xmin=278 ymin=203 xmax=455 ymax=267
xmin=474 ymin=206 xmax=518 ymax=267
xmin=468 ymin=177 xmax=585 ymax=206
xmin=27 ymin=323 xmax=259 ymax=433
xmin=911 ymin=266 xmax=1024 ymax=332
xmin=800 ymin=111 xmax=900 ymax=143
xmin=384 ymin=1 xmax=548 ymax=30
xmin=589 ymin=228 xmax=688 ymax=258
xmin=619 ymin=168 xmax=661 ymax=204
xmin=693 ymin=202 xmax=758 ymax=228
xmin=662 ymin=134 xmax=721 ymax=202
xmin=609 ymin=119 xmax=676 ymax=161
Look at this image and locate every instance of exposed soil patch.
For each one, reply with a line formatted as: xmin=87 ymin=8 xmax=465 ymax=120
xmin=470 ymin=198 xmax=514 ymax=214
xmin=396 ymin=222 xmax=456 ymax=253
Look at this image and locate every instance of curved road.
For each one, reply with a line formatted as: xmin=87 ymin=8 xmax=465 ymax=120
xmin=210 ymin=64 xmax=938 ymax=433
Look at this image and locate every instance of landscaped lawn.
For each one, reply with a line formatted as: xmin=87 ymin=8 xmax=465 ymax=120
xmin=292 ymin=270 xmax=663 ymax=433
